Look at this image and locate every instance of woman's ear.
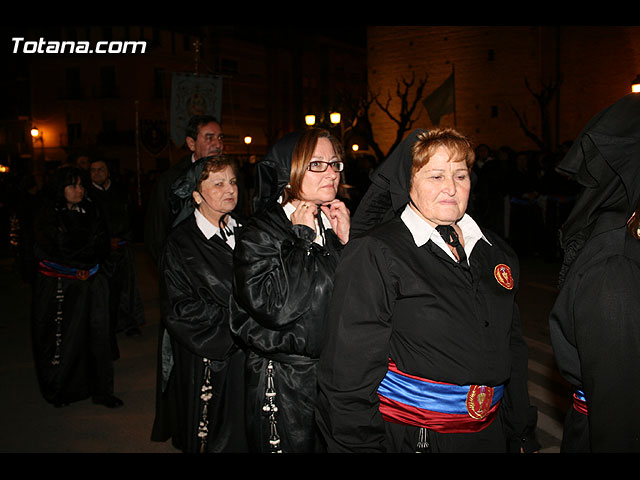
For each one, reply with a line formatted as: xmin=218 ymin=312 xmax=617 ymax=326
xmin=192 ymin=190 xmax=202 ymax=205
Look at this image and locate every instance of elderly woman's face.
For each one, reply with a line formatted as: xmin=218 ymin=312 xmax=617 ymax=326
xmin=409 ymin=146 xmax=470 ymax=227
xmin=300 ymin=137 xmax=340 ymax=205
xmin=193 ymin=165 xmax=238 ymax=223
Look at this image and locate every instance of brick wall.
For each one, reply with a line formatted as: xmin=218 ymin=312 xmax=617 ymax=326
xmin=367 ymin=26 xmax=640 ymax=156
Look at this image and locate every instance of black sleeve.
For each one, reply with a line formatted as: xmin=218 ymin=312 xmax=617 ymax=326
xmin=574 ymin=255 xmax=640 ymax=452
xmin=316 ymin=236 xmax=395 ymax=452
xmin=233 ymin=221 xmax=326 ymax=330
xmin=160 ymin=237 xmax=234 ymax=361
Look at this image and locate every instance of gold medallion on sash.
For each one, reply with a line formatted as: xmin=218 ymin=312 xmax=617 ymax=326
xmin=466 ymin=385 xmax=494 ymax=419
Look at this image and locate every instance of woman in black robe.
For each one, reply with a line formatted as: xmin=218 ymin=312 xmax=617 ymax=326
xmin=549 ymin=93 xmax=640 ymax=452
xmin=158 ymin=156 xmax=247 ymax=453
xmin=316 ymin=128 xmax=539 ymax=453
xmin=230 ymin=128 xmax=351 ymax=453
xmin=31 ymin=165 xmax=120 ymax=408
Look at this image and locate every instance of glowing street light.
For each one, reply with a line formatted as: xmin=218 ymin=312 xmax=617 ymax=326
xmin=31 ymin=126 xmax=40 ymax=137
xmin=244 ymin=136 xmax=252 ymax=145
xmin=329 ymin=112 xmax=341 ymax=125
xmin=305 ymin=114 xmax=316 ymax=126
xmin=632 ymin=75 xmax=640 ymax=93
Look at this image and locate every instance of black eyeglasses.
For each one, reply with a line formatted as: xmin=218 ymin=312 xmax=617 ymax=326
xmin=308 ymin=161 xmax=344 ymax=172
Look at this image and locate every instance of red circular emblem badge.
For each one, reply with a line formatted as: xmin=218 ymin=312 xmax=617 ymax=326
xmin=493 ymin=264 xmax=513 ymax=290
xmin=466 ymin=385 xmax=494 ymax=419
xmin=75 ymin=269 xmax=90 ymax=281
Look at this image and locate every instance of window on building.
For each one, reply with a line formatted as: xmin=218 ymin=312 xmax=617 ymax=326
xmin=65 ymin=67 xmax=82 ymax=99
xmin=100 ymin=66 xmax=118 ymax=98
xmin=67 ymin=123 xmax=82 ymax=146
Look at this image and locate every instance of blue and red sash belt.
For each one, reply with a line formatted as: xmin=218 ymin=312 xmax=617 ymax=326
xmin=38 ymin=260 xmax=99 ymax=280
xmin=572 ymin=389 xmax=588 ymax=416
xmin=377 ymin=360 xmax=504 ymax=433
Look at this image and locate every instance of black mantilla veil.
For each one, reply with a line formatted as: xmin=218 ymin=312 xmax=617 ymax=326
xmin=252 ymin=131 xmax=302 ymax=215
xmin=350 ymin=129 xmax=425 ymax=237
xmin=556 ymin=93 xmax=640 ymax=286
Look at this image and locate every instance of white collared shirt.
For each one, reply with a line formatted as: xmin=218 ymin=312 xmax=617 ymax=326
xmin=194 ymin=208 xmax=237 ymax=249
xmin=282 ymin=202 xmax=333 ymax=246
xmin=400 ymin=204 xmax=491 ymax=263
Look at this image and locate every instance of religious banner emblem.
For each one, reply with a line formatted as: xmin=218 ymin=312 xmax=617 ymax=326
xmin=140 ymin=119 xmax=168 ymax=155
xmin=465 ymin=385 xmax=494 ymax=419
xmin=493 ymin=263 xmax=514 ymax=290
xmin=170 ymin=72 xmax=222 ymax=147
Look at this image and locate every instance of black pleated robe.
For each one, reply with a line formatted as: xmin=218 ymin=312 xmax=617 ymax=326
xmin=230 ymin=202 xmax=343 ymax=453
xmin=31 ymin=199 xmax=112 ymax=405
xmin=157 ymin=214 xmax=247 ymax=453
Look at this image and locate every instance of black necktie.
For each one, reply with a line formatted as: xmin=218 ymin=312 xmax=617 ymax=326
xmin=435 ymin=225 xmax=469 ymax=269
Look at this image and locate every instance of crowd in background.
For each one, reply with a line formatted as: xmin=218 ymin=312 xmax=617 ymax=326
xmin=1 ymin=140 xmax=580 ymax=272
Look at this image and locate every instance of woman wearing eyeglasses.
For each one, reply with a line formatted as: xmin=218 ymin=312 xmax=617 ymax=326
xmin=230 ymin=128 xmax=350 ymax=453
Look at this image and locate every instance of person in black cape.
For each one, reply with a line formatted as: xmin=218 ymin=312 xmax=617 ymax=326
xmin=31 ymin=165 xmax=122 ymax=408
xmin=148 ymin=115 xmax=224 ymax=446
xmin=229 ymin=127 xmax=351 ymax=453
xmin=548 ymin=93 xmax=640 ymax=452
xmin=316 ymin=128 xmax=539 ymax=453
xmin=87 ymin=157 xmax=144 ymax=354
xmin=154 ymin=155 xmax=247 ymax=453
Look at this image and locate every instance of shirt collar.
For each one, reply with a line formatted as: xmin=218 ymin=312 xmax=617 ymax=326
xmin=400 ymin=204 xmax=491 ymax=256
xmin=194 ymin=208 xmax=237 ymax=247
xmin=92 ymin=180 xmax=110 ymax=191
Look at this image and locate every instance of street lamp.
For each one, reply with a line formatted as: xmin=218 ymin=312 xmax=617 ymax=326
xmin=305 ymin=114 xmax=316 ymax=126
xmin=632 ymin=74 xmax=640 ymax=93
xmin=329 ymin=112 xmax=341 ymax=125
xmin=30 ymin=126 xmax=40 ymax=138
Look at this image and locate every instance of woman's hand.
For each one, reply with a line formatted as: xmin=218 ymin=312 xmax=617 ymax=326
xmin=290 ymin=199 xmax=318 ymax=232
xmin=321 ymin=199 xmax=350 ymax=244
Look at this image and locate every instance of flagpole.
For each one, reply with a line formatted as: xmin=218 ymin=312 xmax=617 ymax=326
xmin=452 ymin=64 xmax=457 ymax=128
xmin=135 ymin=100 xmax=142 ymax=207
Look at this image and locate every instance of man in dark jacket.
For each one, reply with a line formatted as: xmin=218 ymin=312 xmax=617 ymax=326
xmin=144 ymin=115 xmax=224 ymax=266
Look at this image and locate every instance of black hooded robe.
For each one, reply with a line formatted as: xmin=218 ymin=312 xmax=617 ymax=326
xmin=159 ymin=213 xmax=247 ymax=453
xmin=229 ymin=132 xmax=344 ymax=453
xmin=549 ymin=94 xmax=640 ymax=453
xmin=31 ymin=198 xmax=113 ymax=405
xmin=316 ymin=129 xmax=537 ymax=453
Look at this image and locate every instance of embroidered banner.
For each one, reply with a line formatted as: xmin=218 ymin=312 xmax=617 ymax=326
xmin=170 ymin=73 xmax=222 ymax=147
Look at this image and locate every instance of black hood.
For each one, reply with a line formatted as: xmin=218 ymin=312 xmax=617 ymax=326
xmin=171 ymin=157 xmax=208 ymax=228
xmin=252 ymin=130 xmax=302 ymax=214
xmin=350 ymin=129 xmax=427 ymax=236
xmin=558 ymin=93 xmax=640 ymax=248
xmin=370 ymin=128 xmax=427 ymax=211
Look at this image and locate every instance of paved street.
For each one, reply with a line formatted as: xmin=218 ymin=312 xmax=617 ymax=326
xmin=0 ymin=244 xmax=570 ymax=453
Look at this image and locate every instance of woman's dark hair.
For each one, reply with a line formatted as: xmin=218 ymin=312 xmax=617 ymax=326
xmin=52 ymin=165 xmax=84 ymax=204
xmin=282 ymin=127 xmax=345 ymax=205
xmin=195 ymin=155 xmax=237 ymax=191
